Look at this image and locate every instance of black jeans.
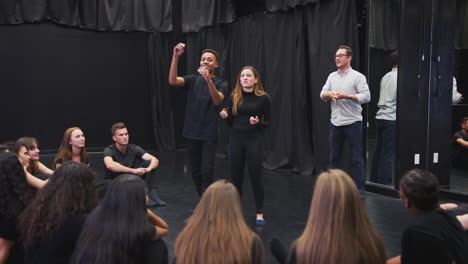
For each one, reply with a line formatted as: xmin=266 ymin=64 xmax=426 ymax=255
xmin=229 ymin=130 xmax=264 ymax=214
xmin=186 ymin=138 xmax=217 ymax=197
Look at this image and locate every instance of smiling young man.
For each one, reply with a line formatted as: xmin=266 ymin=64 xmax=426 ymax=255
xmin=169 ymin=43 xmax=228 ymax=197
xmin=103 ymin=122 xmax=166 ymax=206
xmin=320 ymin=45 xmax=371 ymax=199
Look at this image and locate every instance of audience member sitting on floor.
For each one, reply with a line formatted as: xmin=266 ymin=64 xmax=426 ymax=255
xmin=18 ymin=162 xmax=97 ymax=264
xmin=103 ymin=122 xmax=166 ymax=206
xmin=387 ymin=169 xmax=468 ymax=264
xmin=0 ymin=152 xmax=34 ymax=264
xmin=270 ymin=169 xmax=386 ymax=264
xmin=16 ymin=137 xmax=53 ymax=179
xmin=14 ymin=141 xmax=47 ymax=189
xmin=174 ymin=179 xmax=264 ymax=264
xmin=0 ymin=144 xmax=9 ymax=152
xmin=71 ymin=174 xmax=168 ymax=264
xmin=451 ymin=117 xmax=468 ymax=170
xmin=52 ymin=127 xmax=89 ymax=169
xmin=0 ymin=141 xmax=16 ymax=152
xmin=53 ymin=127 xmax=109 ymax=198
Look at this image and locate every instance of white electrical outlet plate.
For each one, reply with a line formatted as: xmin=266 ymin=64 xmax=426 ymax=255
xmin=433 ymin=153 xmax=439 ymax=163
xmin=414 ymin=154 xmax=420 ymax=165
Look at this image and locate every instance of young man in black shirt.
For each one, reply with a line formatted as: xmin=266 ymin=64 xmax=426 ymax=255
xmin=103 ymin=122 xmax=166 ymax=206
xmin=388 ymin=169 xmax=468 ymax=264
xmin=169 ymin=43 xmax=228 ymax=197
xmin=451 ymin=117 xmax=468 ymax=169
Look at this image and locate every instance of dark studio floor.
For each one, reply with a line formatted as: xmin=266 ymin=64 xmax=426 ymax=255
xmin=41 ymin=150 xmax=423 ymax=263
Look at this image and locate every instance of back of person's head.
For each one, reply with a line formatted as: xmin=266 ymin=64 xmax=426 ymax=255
xmin=400 ymin=169 xmax=439 ymax=211
xmin=0 ymin=152 xmax=32 ymax=218
xmin=295 ymin=169 xmax=386 ymax=264
xmin=0 ymin=140 xmax=16 ymax=152
xmin=18 ymin=161 xmax=97 ymax=248
xmin=71 ymin=174 xmax=154 ymax=264
xmin=111 ymin=122 xmax=127 ymax=136
xmin=390 ymin=50 xmax=399 ymax=66
xmin=0 ymin=144 xmax=9 ymax=152
xmin=174 ymin=179 xmax=263 ymax=264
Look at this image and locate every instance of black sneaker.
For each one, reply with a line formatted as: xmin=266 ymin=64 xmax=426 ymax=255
xmin=149 ymin=188 xmax=167 ymax=206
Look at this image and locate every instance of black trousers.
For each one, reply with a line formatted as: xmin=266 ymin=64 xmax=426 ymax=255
xmin=229 ymin=130 xmax=264 ymax=214
xmin=186 ymin=138 xmax=217 ymax=197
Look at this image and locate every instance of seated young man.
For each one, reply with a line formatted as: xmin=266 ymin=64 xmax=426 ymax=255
xmin=388 ymin=169 xmax=468 ymax=264
xmin=451 ymin=117 xmax=468 ymax=169
xmin=103 ymin=122 xmax=166 ymax=207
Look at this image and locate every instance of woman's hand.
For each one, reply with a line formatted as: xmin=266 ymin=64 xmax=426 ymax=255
xmin=220 ymin=108 xmax=228 ymax=119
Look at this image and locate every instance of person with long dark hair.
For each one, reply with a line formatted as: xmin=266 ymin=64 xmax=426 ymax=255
xmin=71 ymin=174 xmax=168 ymax=264
xmin=220 ymin=66 xmax=271 ymax=225
xmin=169 ymin=43 xmax=228 ymax=198
xmin=52 ymin=127 xmax=89 ymax=169
xmin=18 ymin=162 xmax=98 ymax=264
xmin=16 ymin=137 xmax=53 ymax=178
xmin=0 ymin=152 xmax=34 ymax=264
xmin=14 ymin=141 xmax=47 ymax=189
xmin=271 ymin=169 xmax=386 ymax=264
xmin=174 ymin=179 xmax=264 ymax=264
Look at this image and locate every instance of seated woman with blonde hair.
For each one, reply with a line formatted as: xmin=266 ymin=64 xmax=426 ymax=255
xmin=271 ymin=169 xmax=386 ymax=264
xmin=174 ymin=179 xmax=264 ymax=264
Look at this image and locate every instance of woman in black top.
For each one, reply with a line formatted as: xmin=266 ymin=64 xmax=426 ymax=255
xmin=18 ymin=162 xmax=98 ymax=264
xmin=0 ymin=152 xmax=34 ymax=264
xmin=220 ymin=66 xmax=271 ymax=225
xmin=71 ymin=174 xmax=169 ymax=264
xmin=52 ymin=127 xmax=88 ymax=169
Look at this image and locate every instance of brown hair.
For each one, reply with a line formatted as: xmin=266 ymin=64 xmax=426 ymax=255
xmin=231 ymin=66 xmax=267 ymax=115
xmin=111 ymin=122 xmax=127 ymax=136
xmin=15 ymin=137 xmax=39 ymax=174
xmin=338 ymin=45 xmax=353 ymax=56
xmin=174 ymin=180 xmax=264 ymax=264
xmin=294 ymin=169 xmax=386 ymax=264
xmin=52 ymin=127 xmax=88 ymax=169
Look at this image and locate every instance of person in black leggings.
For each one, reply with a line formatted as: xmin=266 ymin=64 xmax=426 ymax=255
xmin=220 ymin=66 xmax=271 ymax=225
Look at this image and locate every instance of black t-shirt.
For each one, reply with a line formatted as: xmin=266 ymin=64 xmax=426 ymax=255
xmin=103 ymin=144 xmax=147 ymax=179
xmin=1 ymin=199 xmax=25 ymax=264
xmin=24 ymin=214 xmax=86 ymax=264
xmin=225 ymin=90 xmax=271 ymax=132
xmin=182 ymin=74 xmax=228 ymax=140
xmin=451 ymin=131 xmax=468 ymax=167
xmin=401 ymin=210 xmax=468 ymax=264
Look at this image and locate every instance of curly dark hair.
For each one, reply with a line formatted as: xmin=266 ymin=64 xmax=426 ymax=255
xmin=18 ymin=161 xmax=98 ymax=248
xmin=0 ymin=152 xmax=33 ymax=219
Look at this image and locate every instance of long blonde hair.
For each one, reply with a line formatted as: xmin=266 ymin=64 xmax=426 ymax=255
xmin=295 ymin=169 xmax=386 ymax=264
xmin=174 ymin=179 xmax=264 ymax=264
xmin=231 ymin=66 xmax=267 ymax=115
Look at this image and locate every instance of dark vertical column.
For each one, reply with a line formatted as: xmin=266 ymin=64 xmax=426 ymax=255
xmin=427 ymin=0 xmax=456 ymax=187
xmin=395 ymin=0 xmax=432 ymax=187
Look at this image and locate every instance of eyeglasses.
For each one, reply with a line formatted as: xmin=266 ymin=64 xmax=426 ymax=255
xmin=335 ymin=54 xmax=349 ymax=59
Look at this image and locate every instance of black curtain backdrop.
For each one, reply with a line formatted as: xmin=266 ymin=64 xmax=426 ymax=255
xmin=368 ymin=0 xmax=399 ymax=50
xmin=0 ymin=0 xmax=172 ymax=32
xmin=1 ymin=0 xmax=359 ymax=175
xmin=181 ymin=0 xmax=235 ymax=33
xmin=265 ymin=0 xmax=319 ymax=12
xmin=0 ymin=23 xmax=155 ymax=151
xmin=150 ymin=0 xmax=359 ymax=175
